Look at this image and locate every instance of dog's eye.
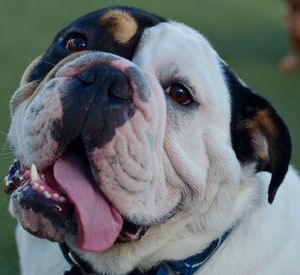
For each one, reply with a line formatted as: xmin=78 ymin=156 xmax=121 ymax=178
xmin=65 ymin=34 xmax=87 ymax=52
xmin=165 ymin=83 xmax=193 ymax=105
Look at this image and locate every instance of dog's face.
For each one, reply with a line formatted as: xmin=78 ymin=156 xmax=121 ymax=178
xmin=5 ymin=6 xmax=292 ymax=274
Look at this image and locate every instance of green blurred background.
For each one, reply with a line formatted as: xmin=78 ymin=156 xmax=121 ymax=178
xmin=0 ymin=0 xmax=299 ymax=274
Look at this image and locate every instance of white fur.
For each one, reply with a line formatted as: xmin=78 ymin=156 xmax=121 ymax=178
xmin=16 ymin=226 xmax=69 ymax=275
xmin=14 ymin=21 xmax=300 ymax=275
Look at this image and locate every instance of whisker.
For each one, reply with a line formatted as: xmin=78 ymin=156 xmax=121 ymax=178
xmin=0 ymin=131 xmax=8 ymax=137
xmin=0 ymin=151 xmax=14 ymax=157
xmin=40 ymin=60 xmax=56 ymax=67
xmin=1 ymin=139 xmax=11 ymax=153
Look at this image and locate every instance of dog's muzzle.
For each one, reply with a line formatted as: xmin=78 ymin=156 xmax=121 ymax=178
xmin=53 ymin=63 xmax=136 ymax=153
xmin=5 ymin=52 xmax=154 ymax=252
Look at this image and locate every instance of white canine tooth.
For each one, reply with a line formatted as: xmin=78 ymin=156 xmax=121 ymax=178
xmin=44 ymin=191 xmax=51 ymax=199
xmin=31 ymin=164 xmax=41 ymax=182
xmin=39 ymin=185 xmax=45 ymax=191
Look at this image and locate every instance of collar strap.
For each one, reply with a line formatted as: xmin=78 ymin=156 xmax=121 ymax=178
xmin=60 ymin=227 xmax=232 ymax=275
xmin=155 ymin=227 xmax=232 ymax=275
xmin=59 ymin=243 xmax=94 ymax=275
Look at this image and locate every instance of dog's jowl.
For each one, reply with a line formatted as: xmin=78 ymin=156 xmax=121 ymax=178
xmin=5 ymin=6 xmax=300 ymax=275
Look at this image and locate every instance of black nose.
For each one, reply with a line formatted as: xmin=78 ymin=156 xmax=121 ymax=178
xmin=52 ymin=63 xmax=136 ymax=154
xmin=77 ymin=64 xmax=133 ymax=100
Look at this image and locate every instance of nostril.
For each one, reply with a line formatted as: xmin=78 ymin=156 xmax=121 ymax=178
xmin=109 ymin=79 xmax=133 ymax=101
xmin=76 ymin=65 xmax=133 ymax=101
xmin=77 ymin=68 xmax=97 ymax=86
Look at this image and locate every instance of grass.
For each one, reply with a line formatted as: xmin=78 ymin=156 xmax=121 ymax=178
xmin=0 ymin=0 xmax=299 ymax=274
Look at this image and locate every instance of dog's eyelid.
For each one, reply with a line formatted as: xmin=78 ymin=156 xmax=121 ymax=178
xmin=165 ymin=80 xmax=199 ymax=104
xmin=164 ymin=82 xmax=196 ymax=106
xmin=63 ymin=29 xmax=87 ymax=40
xmin=166 ymin=78 xmax=198 ymax=102
xmin=63 ymin=31 xmax=88 ymax=51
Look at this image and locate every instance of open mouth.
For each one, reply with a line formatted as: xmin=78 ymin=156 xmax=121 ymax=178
xmin=4 ymin=137 xmax=149 ymax=252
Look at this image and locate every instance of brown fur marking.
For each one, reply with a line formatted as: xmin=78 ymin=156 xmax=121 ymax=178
xmin=246 ymin=109 xmax=277 ymax=137
xmin=100 ymin=10 xmax=138 ymax=44
xmin=245 ymin=109 xmax=278 ymax=163
xmin=251 ymin=130 xmax=270 ymax=163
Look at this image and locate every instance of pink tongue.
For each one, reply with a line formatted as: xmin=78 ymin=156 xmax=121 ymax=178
xmin=53 ymin=152 xmax=123 ymax=252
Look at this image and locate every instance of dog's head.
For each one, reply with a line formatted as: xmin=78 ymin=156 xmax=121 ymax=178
xmin=5 ymin=6 xmax=291 ymax=274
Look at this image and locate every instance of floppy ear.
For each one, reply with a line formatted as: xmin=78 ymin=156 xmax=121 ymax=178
xmin=222 ymin=63 xmax=292 ymax=203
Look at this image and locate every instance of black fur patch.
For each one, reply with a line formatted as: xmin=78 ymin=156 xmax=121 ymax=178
xmin=26 ymin=7 xmax=165 ymax=83
xmin=222 ymin=62 xmax=292 ymax=203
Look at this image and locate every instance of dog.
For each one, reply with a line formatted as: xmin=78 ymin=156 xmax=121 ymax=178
xmin=280 ymin=0 xmax=300 ymax=71
xmin=5 ymin=6 xmax=300 ymax=275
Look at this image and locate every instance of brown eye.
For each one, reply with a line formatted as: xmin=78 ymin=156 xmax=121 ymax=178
xmin=166 ymin=83 xmax=193 ymax=105
xmin=65 ymin=34 xmax=87 ymax=51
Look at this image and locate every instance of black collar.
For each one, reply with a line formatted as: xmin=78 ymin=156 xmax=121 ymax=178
xmin=60 ymin=227 xmax=233 ymax=275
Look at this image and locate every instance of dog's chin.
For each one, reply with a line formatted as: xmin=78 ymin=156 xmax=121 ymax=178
xmin=10 ymin=197 xmax=71 ymax=243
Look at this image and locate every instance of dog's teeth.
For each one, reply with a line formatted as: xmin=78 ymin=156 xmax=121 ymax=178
xmin=39 ymin=185 xmax=45 ymax=191
xmin=31 ymin=164 xmax=41 ymax=182
xmin=59 ymin=196 xmax=66 ymax=203
xmin=44 ymin=191 xmax=52 ymax=199
xmin=53 ymin=193 xmax=60 ymax=199
xmin=32 ymin=182 xmax=39 ymax=190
